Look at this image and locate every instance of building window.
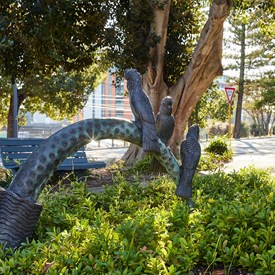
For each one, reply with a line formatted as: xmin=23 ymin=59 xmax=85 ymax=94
xmin=101 ymin=83 xmax=105 ymax=117
xmin=116 ymin=82 xmax=124 ymax=96
xmin=116 ymin=110 xmax=124 ymax=118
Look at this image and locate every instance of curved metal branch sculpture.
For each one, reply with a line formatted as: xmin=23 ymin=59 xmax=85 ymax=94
xmin=0 ymin=68 xmax=200 ymax=249
xmin=8 ymin=118 xmax=179 ymax=203
xmin=1 ymin=118 xmax=180 ymax=248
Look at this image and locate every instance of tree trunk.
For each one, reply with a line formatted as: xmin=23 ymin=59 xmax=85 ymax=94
xmin=260 ymin=110 xmax=270 ymax=136
xmin=7 ymin=90 xmax=27 ymax=138
xmin=7 ymin=95 xmax=16 ymax=138
xmin=123 ymin=0 xmax=171 ymax=165
xmin=169 ymin=0 xmax=232 ymax=157
xmin=233 ymin=23 xmax=245 ymax=139
xmin=123 ymin=0 xmax=232 ymax=164
xmin=264 ymin=111 xmax=272 ymax=135
xmin=270 ymin=116 xmax=275 ymax=135
xmin=122 ymin=144 xmax=146 ymax=166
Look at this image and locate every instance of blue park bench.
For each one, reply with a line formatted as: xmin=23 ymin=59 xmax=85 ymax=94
xmin=0 ymin=138 xmax=106 ymax=175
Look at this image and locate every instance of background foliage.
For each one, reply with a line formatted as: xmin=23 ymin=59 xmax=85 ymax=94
xmin=189 ymin=84 xmax=229 ymax=128
xmin=0 ymin=0 xmax=203 ymax=129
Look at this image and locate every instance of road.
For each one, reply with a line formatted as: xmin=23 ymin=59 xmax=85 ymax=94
xmin=1 ymin=136 xmax=274 ymax=176
xmin=86 ymin=137 xmax=275 ymax=176
xmin=223 ymin=137 xmax=275 ymax=176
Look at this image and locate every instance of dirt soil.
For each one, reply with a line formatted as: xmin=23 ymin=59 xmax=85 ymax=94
xmin=83 ymin=165 xmax=161 ymax=189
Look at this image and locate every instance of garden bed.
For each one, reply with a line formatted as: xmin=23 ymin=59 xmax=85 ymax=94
xmin=0 ymin=165 xmax=274 ymax=274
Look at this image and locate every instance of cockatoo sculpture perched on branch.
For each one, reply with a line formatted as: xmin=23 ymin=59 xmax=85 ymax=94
xmin=124 ymin=68 xmax=160 ymax=154
xmin=125 ymin=68 xmax=201 ymax=204
xmin=176 ymin=124 xmax=201 ymax=207
xmin=0 ymin=68 xmax=200 ymax=249
xmin=156 ymin=96 xmax=175 ymax=146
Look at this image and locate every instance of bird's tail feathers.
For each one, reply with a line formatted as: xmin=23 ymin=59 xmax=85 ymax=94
xmin=142 ymin=122 xmax=160 ymax=154
xmin=142 ymin=139 xmax=160 ymax=154
xmin=176 ymin=181 xmax=192 ymax=198
xmin=176 ymin=169 xmax=193 ymax=198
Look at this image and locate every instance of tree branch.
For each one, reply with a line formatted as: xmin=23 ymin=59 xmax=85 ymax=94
xmin=172 ymin=0 xmax=232 ymax=103
xmin=147 ymin=0 xmax=171 ymax=90
xmin=168 ymin=0 xmax=232 ymax=153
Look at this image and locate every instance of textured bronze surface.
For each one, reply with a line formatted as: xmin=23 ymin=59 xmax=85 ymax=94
xmin=8 ymin=118 xmax=179 ymax=203
xmin=125 ymin=69 xmax=160 ymax=153
xmin=176 ymin=124 xmax=201 ymax=199
xmin=0 ymin=188 xmax=42 ymax=248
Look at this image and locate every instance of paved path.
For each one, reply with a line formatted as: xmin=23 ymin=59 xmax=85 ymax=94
xmin=223 ymin=137 xmax=275 ymax=176
xmin=1 ymin=136 xmax=274 ymax=176
xmin=87 ymin=137 xmax=275 ymax=176
xmin=86 ymin=146 xmax=128 ymax=165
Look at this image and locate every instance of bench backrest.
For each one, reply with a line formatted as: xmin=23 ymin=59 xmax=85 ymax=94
xmin=0 ymin=138 xmax=88 ymax=168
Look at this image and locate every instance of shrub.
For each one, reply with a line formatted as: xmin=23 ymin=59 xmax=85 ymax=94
xmin=205 ymin=135 xmax=230 ymax=156
xmin=250 ymin=123 xmax=261 ymax=137
xmin=198 ymin=136 xmax=233 ymax=172
xmin=0 ymin=167 xmax=274 ymax=274
xmin=240 ymin=123 xmax=249 ymax=138
xmin=126 ymin=154 xmax=154 ymax=175
xmin=197 ymin=153 xmax=221 ymax=172
xmin=0 ymin=168 xmax=13 ymax=189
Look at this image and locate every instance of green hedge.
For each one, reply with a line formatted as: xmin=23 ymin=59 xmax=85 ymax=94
xmin=0 ymin=167 xmax=274 ymax=274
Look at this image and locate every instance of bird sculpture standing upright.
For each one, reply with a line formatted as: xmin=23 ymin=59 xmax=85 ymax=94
xmin=156 ymin=96 xmax=175 ymax=146
xmin=124 ymin=68 xmax=160 ymax=154
xmin=176 ymin=124 xmax=201 ymax=200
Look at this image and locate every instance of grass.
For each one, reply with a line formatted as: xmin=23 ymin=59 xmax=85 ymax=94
xmin=0 ymin=166 xmax=274 ymax=274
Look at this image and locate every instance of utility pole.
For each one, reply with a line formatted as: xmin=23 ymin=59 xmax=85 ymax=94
xmin=13 ymin=79 xmax=18 ymax=138
xmin=233 ymin=23 xmax=245 ymax=139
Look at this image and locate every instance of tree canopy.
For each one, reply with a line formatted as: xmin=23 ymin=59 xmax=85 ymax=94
xmin=244 ymin=72 xmax=275 ymax=135
xmin=1 ymin=0 xmax=205 ymax=139
xmin=223 ymin=1 xmax=275 ymax=138
xmin=104 ymin=0 xmax=204 ymax=86
xmin=0 ymin=0 xmax=110 ymax=78
xmin=5 ymin=1 xmax=265 ymax=160
xmin=0 ymin=0 xmax=111 ymax=135
xmin=189 ymin=84 xmax=229 ymax=128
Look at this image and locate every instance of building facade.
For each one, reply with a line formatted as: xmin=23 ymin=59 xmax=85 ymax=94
xmin=82 ymin=71 xmax=132 ymax=120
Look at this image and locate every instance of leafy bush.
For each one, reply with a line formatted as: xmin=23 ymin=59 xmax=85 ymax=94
xmin=240 ymin=123 xmax=249 ymax=138
xmin=126 ymin=154 xmax=154 ymax=175
xmin=205 ymin=135 xmax=230 ymax=156
xmin=251 ymin=123 xmax=261 ymax=137
xmin=0 ymin=168 xmax=13 ymax=189
xmin=0 ymin=167 xmax=274 ymax=274
xmin=199 ymin=136 xmax=233 ymax=172
xmin=197 ymin=153 xmax=221 ymax=172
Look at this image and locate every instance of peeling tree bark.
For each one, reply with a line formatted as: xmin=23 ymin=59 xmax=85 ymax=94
xmin=143 ymin=0 xmax=171 ymax=114
xmin=169 ymin=0 xmax=232 ymax=156
xmin=123 ymin=0 xmax=233 ymax=164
